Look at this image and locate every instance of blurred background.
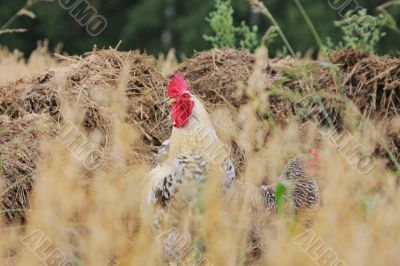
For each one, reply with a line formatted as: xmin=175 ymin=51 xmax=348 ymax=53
xmin=0 ymin=0 xmax=399 ymax=57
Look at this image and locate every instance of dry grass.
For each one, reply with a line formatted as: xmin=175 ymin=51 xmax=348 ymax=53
xmin=0 ymin=46 xmax=399 ymax=266
xmin=0 ymin=41 xmax=59 ymax=84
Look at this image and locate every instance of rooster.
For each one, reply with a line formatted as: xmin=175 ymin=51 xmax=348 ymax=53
xmin=141 ymin=72 xmax=236 ymax=263
xmin=145 ymin=72 xmax=235 ymax=212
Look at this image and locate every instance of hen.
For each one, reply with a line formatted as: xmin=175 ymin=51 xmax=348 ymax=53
xmin=261 ymin=149 xmax=321 ymax=220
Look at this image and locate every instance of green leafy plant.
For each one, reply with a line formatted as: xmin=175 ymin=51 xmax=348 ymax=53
xmin=275 ymin=181 xmax=287 ymax=217
xmin=325 ymin=9 xmax=387 ymax=54
xmin=204 ymin=0 xmax=258 ymax=50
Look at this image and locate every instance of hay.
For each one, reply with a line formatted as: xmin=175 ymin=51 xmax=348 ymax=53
xmin=260 ymin=49 xmax=400 ymax=126
xmin=317 ymin=50 xmax=400 ymax=171
xmin=177 ymin=48 xmax=342 ymax=127
xmin=178 ymin=48 xmax=400 ymax=173
xmin=329 ymin=49 xmax=400 ymax=118
xmin=0 ymin=49 xmax=169 ymax=161
xmin=0 ymin=114 xmax=54 ymax=225
xmin=255 ymin=49 xmax=400 ymax=127
xmin=178 ymin=48 xmax=254 ymax=108
xmin=0 ymin=49 xmax=169 ymax=224
xmin=0 ymin=71 xmax=59 ymax=119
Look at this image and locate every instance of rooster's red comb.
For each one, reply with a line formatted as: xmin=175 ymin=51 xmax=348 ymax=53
xmin=168 ymin=72 xmax=192 ymax=99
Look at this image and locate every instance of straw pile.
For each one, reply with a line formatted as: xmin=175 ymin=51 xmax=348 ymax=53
xmin=0 ymin=49 xmax=169 ymax=160
xmin=327 ymin=50 xmax=400 ymax=170
xmin=178 ymin=48 xmax=343 ymax=126
xmin=178 ymin=48 xmax=254 ymax=108
xmin=178 ymin=48 xmax=400 ymax=171
xmin=0 ymin=114 xmax=54 ymax=224
xmin=328 ymin=49 xmax=400 ymax=118
xmin=0 ymin=49 xmax=169 ymax=224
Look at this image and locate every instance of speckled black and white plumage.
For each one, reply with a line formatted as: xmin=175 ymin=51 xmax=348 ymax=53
xmin=151 ymin=138 xmax=236 ymax=208
xmin=260 ymin=185 xmax=276 ymax=208
xmin=174 ymin=152 xmax=208 ymax=183
xmin=153 ymin=173 xmax=182 ymax=208
xmin=260 ymin=156 xmax=320 ymax=218
xmin=151 ymin=151 xmax=217 ymax=208
xmin=280 ymin=156 xmax=320 ymax=211
xmin=279 ymin=156 xmax=307 ymax=181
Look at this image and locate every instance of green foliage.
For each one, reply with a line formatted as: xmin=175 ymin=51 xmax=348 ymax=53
xmin=203 ymin=0 xmax=235 ymax=48
xmin=275 ymin=181 xmax=287 ymax=217
xmin=325 ymin=9 xmax=387 ymax=54
xmin=203 ymin=0 xmax=258 ymax=50
xmin=235 ymin=21 xmax=258 ymax=50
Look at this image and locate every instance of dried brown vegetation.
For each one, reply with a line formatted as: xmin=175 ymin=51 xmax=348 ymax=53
xmin=0 ymin=114 xmax=54 ymax=225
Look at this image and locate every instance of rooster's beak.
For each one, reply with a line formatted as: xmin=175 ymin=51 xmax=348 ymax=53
xmin=168 ymin=98 xmax=177 ymax=104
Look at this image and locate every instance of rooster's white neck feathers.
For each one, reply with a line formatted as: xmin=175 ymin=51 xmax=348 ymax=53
xmin=168 ymin=94 xmax=224 ymax=163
